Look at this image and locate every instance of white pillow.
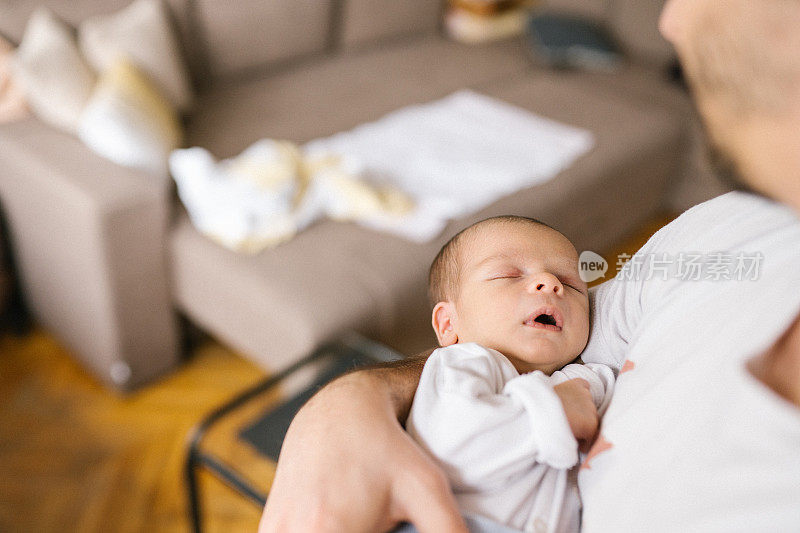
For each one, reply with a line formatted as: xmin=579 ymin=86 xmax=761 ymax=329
xmin=79 ymin=0 xmax=193 ymax=113
xmin=0 ymin=35 xmax=29 ymax=123
xmin=12 ymin=7 xmax=96 ymax=133
xmin=169 ymin=140 xmax=303 ymax=253
xmin=170 ymin=140 xmax=416 ymax=253
xmin=78 ymin=58 xmax=182 ymax=173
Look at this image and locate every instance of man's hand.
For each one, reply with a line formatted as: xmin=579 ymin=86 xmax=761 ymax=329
xmin=258 ymin=369 xmax=468 ymax=533
xmin=748 ymin=312 xmax=800 ymax=407
xmin=553 ymin=378 xmax=599 ymax=453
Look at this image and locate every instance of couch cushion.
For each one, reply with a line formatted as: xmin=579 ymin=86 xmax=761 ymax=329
xmin=339 ymin=0 xmax=442 ymax=50
xmin=172 ymin=64 xmax=684 ymax=371
xmin=578 ymin=62 xmax=733 ymax=210
xmin=576 ymin=61 xmax=690 ymax=116
xmin=470 ymin=71 xmax=683 ymax=254
xmin=187 ymin=36 xmax=534 ymax=157
xmin=195 ymin=0 xmax=334 ymax=79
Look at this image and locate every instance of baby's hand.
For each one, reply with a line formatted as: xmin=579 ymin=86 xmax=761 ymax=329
xmin=553 ymin=378 xmax=599 ymax=453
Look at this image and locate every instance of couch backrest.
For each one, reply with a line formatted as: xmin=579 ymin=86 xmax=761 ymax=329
xmin=0 ymin=0 xmax=674 ymax=88
xmin=0 ymin=0 xmax=204 ymax=88
xmin=611 ymin=0 xmax=674 ymax=68
xmin=338 ymin=0 xmax=442 ymax=51
xmin=194 ymin=0 xmax=335 ymax=79
xmin=194 ymin=0 xmax=442 ymax=79
xmin=0 ymin=0 xmax=439 ymax=85
xmin=545 ymin=0 xmax=610 ymax=21
xmin=0 ymin=1 xmax=154 ymax=43
xmin=0 ymin=0 xmax=337 ymax=84
xmin=546 ymin=0 xmax=674 ymax=68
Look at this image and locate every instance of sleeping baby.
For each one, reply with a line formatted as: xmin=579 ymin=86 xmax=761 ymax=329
xmin=406 ymin=215 xmax=614 ymax=533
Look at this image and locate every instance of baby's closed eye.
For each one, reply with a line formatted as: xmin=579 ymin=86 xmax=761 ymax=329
xmin=488 ymin=270 xmax=522 ymax=280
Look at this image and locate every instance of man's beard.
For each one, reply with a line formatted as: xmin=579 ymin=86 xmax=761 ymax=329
xmin=693 ymin=97 xmax=765 ymax=198
xmin=686 ymin=80 xmax=766 ymax=199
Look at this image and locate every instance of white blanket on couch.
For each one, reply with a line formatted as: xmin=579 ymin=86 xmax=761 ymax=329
xmin=305 ymin=90 xmax=595 ymax=241
xmin=170 ymin=90 xmax=594 ymax=252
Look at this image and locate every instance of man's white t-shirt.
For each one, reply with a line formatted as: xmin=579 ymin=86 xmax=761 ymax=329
xmin=579 ymin=192 xmax=800 ymax=531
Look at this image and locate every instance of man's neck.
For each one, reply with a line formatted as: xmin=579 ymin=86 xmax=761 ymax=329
xmin=747 ymin=312 xmax=800 ymax=407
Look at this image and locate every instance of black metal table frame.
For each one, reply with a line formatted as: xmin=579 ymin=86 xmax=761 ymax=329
xmin=184 ymin=334 xmax=401 ymax=533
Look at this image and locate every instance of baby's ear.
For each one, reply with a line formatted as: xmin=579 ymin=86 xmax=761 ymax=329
xmin=432 ymin=301 xmax=458 ymax=346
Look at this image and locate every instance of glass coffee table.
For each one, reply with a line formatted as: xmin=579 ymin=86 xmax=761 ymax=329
xmin=184 ymin=332 xmax=403 ymax=533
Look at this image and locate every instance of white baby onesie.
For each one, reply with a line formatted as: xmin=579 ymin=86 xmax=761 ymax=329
xmin=406 ymin=343 xmax=614 ymax=533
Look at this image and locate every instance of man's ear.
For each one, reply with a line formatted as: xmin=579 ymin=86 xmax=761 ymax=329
xmin=432 ymin=301 xmax=458 ymax=346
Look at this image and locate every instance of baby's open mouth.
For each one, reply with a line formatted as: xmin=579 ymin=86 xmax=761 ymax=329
xmin=534 ymin=314 xmax=557 ymax=326
xmin=523 ymin=307 xmax=564 ymax=331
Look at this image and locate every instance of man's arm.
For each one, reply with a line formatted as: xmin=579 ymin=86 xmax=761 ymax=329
xmin=367 ymin=351 xmax=433 ymax=424
xmin=258 ymin=350 xmax=469 ymax=533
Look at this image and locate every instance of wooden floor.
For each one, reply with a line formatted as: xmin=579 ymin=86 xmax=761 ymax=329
xmin=0 ymin=335 xmax=269 ymax=533
xmin=0 ymin=214 xmax=674 ymax=533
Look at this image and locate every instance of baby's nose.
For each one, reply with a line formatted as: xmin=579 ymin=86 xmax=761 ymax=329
xmin=528 ymin=273 xmax=564 ymax=295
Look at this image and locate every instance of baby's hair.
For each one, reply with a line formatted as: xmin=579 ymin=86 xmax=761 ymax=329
xmin=428 ymin=215 xmax=554 ymax=307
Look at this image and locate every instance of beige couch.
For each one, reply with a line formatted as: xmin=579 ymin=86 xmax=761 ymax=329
xmin=0 ymin=0 xmax=729 ymax=390
xmin=0 ymin=220 xmax=9 ymax=327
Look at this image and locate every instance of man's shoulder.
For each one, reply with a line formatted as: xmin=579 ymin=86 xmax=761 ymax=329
xmin=585 ymin=192 xmax=800 ymax=367
xmin=641 ymin=191 xmax=799 ymax=254
xmin=679 ymin=191 xmax=793 ymax=224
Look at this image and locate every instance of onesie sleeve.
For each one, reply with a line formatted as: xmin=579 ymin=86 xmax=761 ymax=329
xmin=550 ymin=363 xmax=616 ymax=416
xmin=406 ymin=343 xmax=579 ymax=492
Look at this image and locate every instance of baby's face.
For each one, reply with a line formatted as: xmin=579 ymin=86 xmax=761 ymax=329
xmin=448 ymin=223 xmax=589 ymax=374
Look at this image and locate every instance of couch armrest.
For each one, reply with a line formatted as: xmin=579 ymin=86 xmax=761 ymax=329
xmin=0 ymin=117 xmax=179 ymax=390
